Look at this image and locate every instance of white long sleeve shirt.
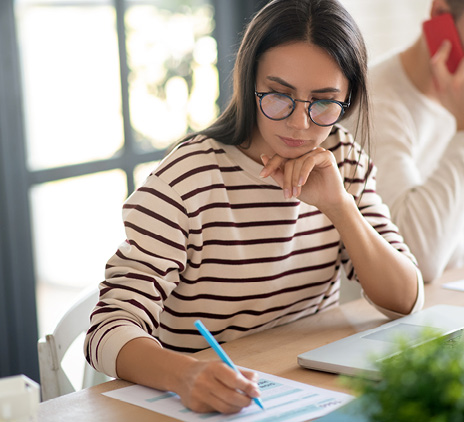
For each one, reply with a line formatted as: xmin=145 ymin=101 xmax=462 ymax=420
xmin=355 ymin=54 xmax=464 ymax=282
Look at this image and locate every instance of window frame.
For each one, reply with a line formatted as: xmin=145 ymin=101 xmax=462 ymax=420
xmin=0 ymin=0 xmax=266 ymax=382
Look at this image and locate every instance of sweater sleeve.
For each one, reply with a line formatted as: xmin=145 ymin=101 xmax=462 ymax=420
xmin=338 ymin=136 xmax=424 ymax=318
xmin=372 ymin=98 xmax=464 ymax=282
xmin=84 ymin=175 xmax=188 ymax=378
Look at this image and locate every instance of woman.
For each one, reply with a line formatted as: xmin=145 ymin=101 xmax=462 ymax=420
xmin=85 ymin=0 xmax=424 ymax=414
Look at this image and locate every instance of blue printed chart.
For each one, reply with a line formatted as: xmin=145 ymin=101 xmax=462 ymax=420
xmin=103 ymin=369 xmax=353 ymax=422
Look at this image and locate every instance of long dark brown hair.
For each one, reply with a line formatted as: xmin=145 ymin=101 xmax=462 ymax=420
xmin=182 ymin=0 xmax=370 ymax=155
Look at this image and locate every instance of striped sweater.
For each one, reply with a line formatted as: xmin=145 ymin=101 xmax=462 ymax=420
xmin=84 ymin=126 xmax=423 ymax=377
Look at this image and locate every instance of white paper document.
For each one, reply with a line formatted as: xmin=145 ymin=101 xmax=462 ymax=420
xmin=102 ymin=369 xmax=353 ymax=422
xmin=442 ymin=279 xmax=464 ymax=292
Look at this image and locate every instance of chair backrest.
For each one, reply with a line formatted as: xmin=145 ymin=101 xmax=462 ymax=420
xmin=37 ymin=286 xmax=111 ymax=401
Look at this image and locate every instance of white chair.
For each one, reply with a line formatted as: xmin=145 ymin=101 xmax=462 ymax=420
xmin=37 ymin=286 xmax=111 ymax=401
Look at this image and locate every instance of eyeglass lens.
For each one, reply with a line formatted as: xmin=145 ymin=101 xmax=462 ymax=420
xmin=259 ymin=93 xmax=343 ymax=126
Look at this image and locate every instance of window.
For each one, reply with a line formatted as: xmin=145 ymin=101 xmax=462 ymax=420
xmin=14 ymin=0 xmax=218 ymax=338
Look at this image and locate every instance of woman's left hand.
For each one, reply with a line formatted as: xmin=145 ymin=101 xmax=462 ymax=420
xmin=259 ymin=147 xmax=350 ymax=211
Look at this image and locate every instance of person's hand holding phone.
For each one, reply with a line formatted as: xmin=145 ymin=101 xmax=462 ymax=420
xmin=430 ymin=40 xmax=464 ymax=131
xmin=424 ymin=13 xmax=464 ymax=131
xmin=423 ymin=13 xmax=464 ymax=73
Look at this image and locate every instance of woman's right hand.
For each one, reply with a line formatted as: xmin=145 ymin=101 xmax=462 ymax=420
xmin=116 ymin=337 xmax=261 ymax=414
xmin=178 ymin=360 xmax=261 ymax=414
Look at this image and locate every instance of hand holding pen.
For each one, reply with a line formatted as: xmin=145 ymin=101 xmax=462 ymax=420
xmin=194 ymin=320 xmax=265 ymax=411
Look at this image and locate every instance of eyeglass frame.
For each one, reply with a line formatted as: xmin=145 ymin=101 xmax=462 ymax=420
xmin=254 ymin=90 xmax=351 ymax=127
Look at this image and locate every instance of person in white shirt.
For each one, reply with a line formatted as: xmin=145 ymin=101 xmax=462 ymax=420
xmin=348 ymin=0 xmax=464 ymax=282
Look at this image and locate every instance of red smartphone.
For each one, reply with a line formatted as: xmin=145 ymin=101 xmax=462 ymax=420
xmin=423 ymin=13 xmax=464 ymax=73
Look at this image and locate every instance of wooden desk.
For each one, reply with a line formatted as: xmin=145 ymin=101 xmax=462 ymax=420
xmin=38 ymin=267 xmax=464 ymax=422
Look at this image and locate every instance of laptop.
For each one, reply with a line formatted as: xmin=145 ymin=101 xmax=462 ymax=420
xmin=298 ymin=304 xmax=464 ymax=380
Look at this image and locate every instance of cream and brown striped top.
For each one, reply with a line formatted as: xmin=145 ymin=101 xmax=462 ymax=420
xmin=84 ymin=126 xmax=423 ymax=378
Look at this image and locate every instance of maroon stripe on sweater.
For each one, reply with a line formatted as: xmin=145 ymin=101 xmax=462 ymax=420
xmin=187 ymin=224 xmax=336 ymax=251
xmin=327 ymin=139 xmax=354 ymax=154
xmin=125 ymin=239 xmax=185 ymax=272
xmin=182 ymin=183 xmax=281 ymax=201
xmin=170 ymin=164 xmax=242 ymax=188
xmin=377 ymin=229 xmax=399 ymax=236
xmin=226 ymin=184 xmax=281 ymax=191
xmin=188 ymin=241 xmax=340 ymax=268
xmin=123 ymin=204 xmax=188 ymax=237
xmin=122 ymin=298 xmax=160 ymax=329
xmin=124 ymin=221 xmax=186 ymax=252
xmin=187 ymin=200 xmax=300 ymax=218
xmin=182 ymin=183 xmax=226 ymax=200
xmin=100 ymin=280 xmax=163 ymax=302
xmin=343 ymin=177 xmax=366 ymax=184
xmin=339 ymin=158 xmax=363 ymax=167
xmin=361 ymin=212 xmax=390 ymax=219
xmin=155 ymin=147 xmax=226 ymax=177
xmin=189 ymin=213 xmax=326 ymax=234
xmin=115 ymin=249 xmax=169 ymax=275
xmin=360 ymin=189 xmax=376 ymax=194
xmin=171 ymin=276 xmax=333 ymax=302
xmin=164 ymin=293 xmax=323 ymax=320
xmin=135 ymin=187 xmax=186 ymax=213
xmin=87 ymin=316 xmax=136 ymax=337
xmin=180 ymin=259 xmax=337 ymax=284
xmin=190 ymin=219 xmax=296 ymax=232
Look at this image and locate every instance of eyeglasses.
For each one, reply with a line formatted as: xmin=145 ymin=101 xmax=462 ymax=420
xmin=255 ymin=91 xmax=350 ymax=127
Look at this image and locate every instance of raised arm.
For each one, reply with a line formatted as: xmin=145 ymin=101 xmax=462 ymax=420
xmin=366 ymin=41 xmax=464 ymax=282
xmin=260 ymin=141 xmax=423 ymax=316
xmin=371 ymin=99 xmax=464 ymax=282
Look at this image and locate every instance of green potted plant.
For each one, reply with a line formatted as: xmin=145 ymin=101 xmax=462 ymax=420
xmin=344 ymin=329 xmax=464 ymax=422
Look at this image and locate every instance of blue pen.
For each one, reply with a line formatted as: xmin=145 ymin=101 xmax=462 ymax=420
xmin=194 ymin=320 xmax=265 ymax=410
